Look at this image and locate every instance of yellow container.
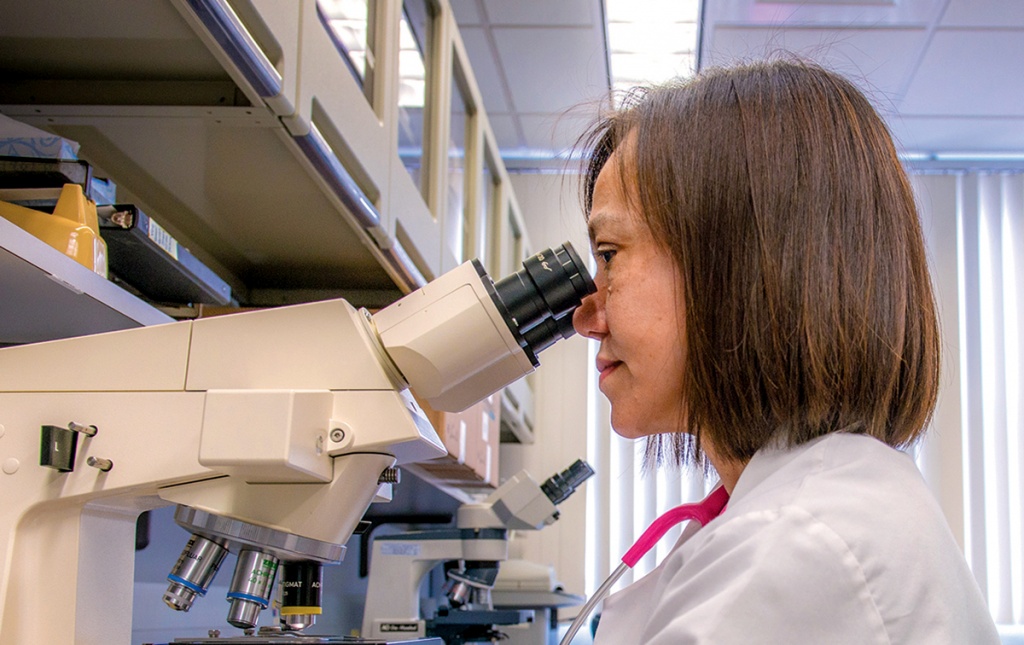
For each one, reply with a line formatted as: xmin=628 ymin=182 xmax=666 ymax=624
xmin=0 ymin=184 xmax=108 ymax=277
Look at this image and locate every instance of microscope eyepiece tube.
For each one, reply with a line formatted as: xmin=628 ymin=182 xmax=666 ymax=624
xmin=372 ymin=241 xmax=595 ymax=412
xmin=163 ymin=534 xmax=229 ymax=612
xmin=492 ymin=243 xmax=595 ymax=340
xmin=225 ymin=549 xmax=280 ymax=630
xmin=521 ymin=312 xmax=578 ymax=355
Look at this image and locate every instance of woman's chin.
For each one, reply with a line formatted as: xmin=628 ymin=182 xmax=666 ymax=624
xmin=609 ymin=411 xmax=684 ymax=440
xmin=609 ymin=417 xmax=651 ymax=440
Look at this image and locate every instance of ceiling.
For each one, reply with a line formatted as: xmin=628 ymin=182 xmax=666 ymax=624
xmin=451 ymin=0 xmax=1024 ymax=171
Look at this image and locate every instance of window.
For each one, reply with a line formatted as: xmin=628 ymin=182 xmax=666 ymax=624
xmin=505 ymin=206 xmax=523 ymax=277
xmin=446 ymin=55 xmax=472 ymax=262
xmin=397 ymin=0 xmax=433 ymax=195
xmin=475 ymin=145 xmax=499 ymax=267
xmin=316 ymin=0 xmax=376 ymax=102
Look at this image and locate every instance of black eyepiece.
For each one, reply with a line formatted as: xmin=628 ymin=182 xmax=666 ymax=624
xmin=541 ymin=459 xmax=595 ymax=505
xmin=522 ymin=313 xmax=577 ymax=355
xmin=491 ymin=243 xmax=595 ymax=358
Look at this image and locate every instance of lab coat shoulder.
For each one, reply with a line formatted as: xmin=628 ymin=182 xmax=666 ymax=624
xmin=633 ymin=434 xmax=1000 ymax=645
xmin=642 ymin=503 xmax=890 ymax=645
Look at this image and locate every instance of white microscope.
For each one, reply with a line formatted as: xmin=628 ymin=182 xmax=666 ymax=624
xmin=361 ymin=460 xmax=593 ymax=643
xmin=0 ymin=242 xmax=594 ymax=644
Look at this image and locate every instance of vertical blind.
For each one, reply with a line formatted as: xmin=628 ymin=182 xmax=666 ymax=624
xmin=584 ymin=342 xmax=710 ymax=596
xmin=959 ymin=172 xmax=1024 ymax=626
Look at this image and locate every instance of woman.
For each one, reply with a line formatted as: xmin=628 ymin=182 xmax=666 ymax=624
xmin=572 ymin=60 xmax=1000 ymax=643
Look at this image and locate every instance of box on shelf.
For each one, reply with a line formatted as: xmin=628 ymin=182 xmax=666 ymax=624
xmin=414 ymin=392 xmax=500 ymax=489
xmin=0 ymin=114 xmax=80 ymax=160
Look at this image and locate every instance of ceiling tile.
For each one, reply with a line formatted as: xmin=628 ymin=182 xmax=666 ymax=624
xmin=449 ymin=0 xmax=484 ymax=26
xmin=889 ymin=116 xmax=1024 ymax=153
xmin=492 ymin=27 xmax=608 ymax=114
xmin=459 ymin=27 xmax=511 ymax=114
xmin=481 ymin=0 xmax=598 ymax=27
xmin=484 ymin=113 xmax=523 ymax=149
xmin=519 ymin=110 xmax=595 ymax=153
xmin=455 ymin=0 xmax=1024 ymax=165
xmin=703 ymin=26 xmax=929 ymax=105
xmin=941 ymin=0 xmax=1024 ymax=28
xmin=900 ymin=30 xmax=1024 ymax=116
xmin=702 ymin=0 xmax=944 ymax=27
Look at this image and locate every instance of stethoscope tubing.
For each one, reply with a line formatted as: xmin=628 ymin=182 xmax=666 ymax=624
xmin=558 ymin=485 xmax=729 ymax=645
xmin=558 ymin=561 xmax=628 ymax=645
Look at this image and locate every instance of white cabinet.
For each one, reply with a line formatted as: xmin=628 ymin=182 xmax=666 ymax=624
xmin=1 ymin=0 xmax=539 ymax=469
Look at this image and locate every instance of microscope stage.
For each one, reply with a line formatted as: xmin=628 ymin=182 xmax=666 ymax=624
xmin=167 ymin=637 xmax=444 ymax=644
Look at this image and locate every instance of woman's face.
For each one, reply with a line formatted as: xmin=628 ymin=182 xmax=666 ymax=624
xmin=572 ymin=149 xmax=688 ymax=439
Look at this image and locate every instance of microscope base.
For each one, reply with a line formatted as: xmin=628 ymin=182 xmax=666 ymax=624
xmin=427 ymin=608 xmax=535 ymax=644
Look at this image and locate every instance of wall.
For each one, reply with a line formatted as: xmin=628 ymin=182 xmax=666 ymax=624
xmin=502 ymin=172 xmax=592 ymax=614
xmin=912 ymin=173 xmax=967 ymax=549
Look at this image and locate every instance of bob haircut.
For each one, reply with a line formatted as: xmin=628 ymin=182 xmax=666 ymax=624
xmin=578 ymin=59 xmax=940 ymax=466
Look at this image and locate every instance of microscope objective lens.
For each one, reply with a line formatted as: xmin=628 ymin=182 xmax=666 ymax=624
xmin=225 ymin=550 xmax=280 ymax=629
xmin=280 ymin=561 xmax=323 ymax=631
xmin=163 ymin=534 xmax=228 ymax=612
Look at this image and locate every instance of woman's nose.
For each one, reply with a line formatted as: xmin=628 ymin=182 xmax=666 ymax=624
xmin=573 ymin=290 xmax=605 ymax=339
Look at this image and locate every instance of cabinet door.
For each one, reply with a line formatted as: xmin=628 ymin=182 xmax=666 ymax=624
xmin=283 ymin=0 xmax=391 ymax=236
xmin=385 ymin=0 xmax=444 ymax=281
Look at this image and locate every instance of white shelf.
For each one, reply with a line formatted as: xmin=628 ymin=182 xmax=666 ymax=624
xmin=1 ymin=0 xmax=409 ymax=303
xmin=0 ymin=216 xmax=173 ymax=344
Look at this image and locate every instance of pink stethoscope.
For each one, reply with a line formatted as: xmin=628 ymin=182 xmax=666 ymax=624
xmin=558 ymin=485 xmax=730 ymax=644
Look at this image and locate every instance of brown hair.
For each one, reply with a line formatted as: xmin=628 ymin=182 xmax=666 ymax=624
xmin=579 ymin=59 xmax=940 ymax=465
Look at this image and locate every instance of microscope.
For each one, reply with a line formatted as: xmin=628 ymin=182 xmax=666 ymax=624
xmin=362 ymin=460 xmax=594 ymax=643
xmin=0 ymin=242 xmax=594 ymax=644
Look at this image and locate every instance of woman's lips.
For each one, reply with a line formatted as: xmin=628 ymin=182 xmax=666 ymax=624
xmin=596 ymin=357 xmax=621 ymax=385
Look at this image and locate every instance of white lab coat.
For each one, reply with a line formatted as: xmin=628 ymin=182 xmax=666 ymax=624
xmin=593 ymin=433 xmax=1000 ymax=644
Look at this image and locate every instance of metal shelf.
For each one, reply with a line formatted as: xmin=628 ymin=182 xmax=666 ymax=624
xmin=0 ymin=215 xmax=172 ymax=344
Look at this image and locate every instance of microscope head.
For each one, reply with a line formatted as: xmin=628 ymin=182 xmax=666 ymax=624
xmin=458 ymin=459 xmax=596 ymax=531
xmin=373 ymin=243 xmax=594 ymax=412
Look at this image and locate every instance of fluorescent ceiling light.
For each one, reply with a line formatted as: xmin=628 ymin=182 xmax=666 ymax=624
xmin=933 ymin=152 xmax=1024 ymax=162
xmin=898 ymin=152 xmax=933 ymax=162
xmin=899 ymin=151 xmax=1024 ymax=165
xmin=605 ymin=0 xmax=701 ymax=92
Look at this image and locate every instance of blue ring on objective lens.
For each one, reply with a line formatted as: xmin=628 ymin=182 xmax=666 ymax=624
xmin=227 ymin=591 xmax=270 ymax=606
xmin=167 ymin=574 xmax=206 ymax=595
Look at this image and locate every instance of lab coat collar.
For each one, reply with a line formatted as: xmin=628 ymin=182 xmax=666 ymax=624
xmin=726 ymin=433 xmax=833 ymax=507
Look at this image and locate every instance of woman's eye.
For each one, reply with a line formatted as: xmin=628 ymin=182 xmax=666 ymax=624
xmin=597 ymin=249 xmax=616 ymax=265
